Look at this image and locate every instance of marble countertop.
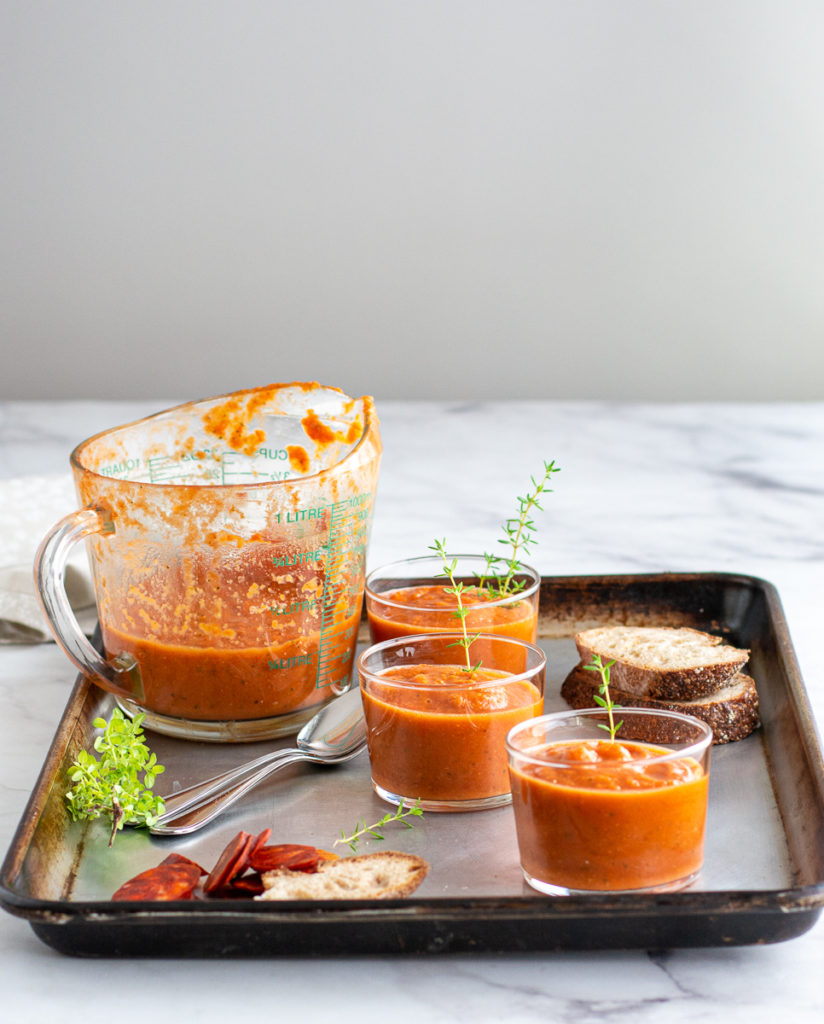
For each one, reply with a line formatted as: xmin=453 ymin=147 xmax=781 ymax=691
xmin=1 ymin=398 xmax=823 ymax=1022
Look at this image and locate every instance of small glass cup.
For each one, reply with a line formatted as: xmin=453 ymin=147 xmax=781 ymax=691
xmin=506 ymin=708 xmax=713 ymax=895
xmin=357 ymin=632 xmax=546 ymax=812
xmin=365 ymin=555 xmax=540 ymax=657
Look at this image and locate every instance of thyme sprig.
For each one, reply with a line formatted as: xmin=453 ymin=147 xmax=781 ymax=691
xmin=334 ymin=798 xmax=424 ymax=852
xmin=481 ymin=459 xmax=560 ymax=597
xmin=583 ymin=654 xmax=623 ymax=742
xmin=429 ymin=538 xmax=482 ymax=672
xmin=65 ymin=708 xmax=165 ymax=846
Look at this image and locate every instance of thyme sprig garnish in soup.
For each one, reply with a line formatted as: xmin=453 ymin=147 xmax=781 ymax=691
xmin=479 ymin=459 xmax=559 ymax=598
xmin=583 ymin=654 xmax=622 ymax=741
xmin=365 ymin=461 xmax=558 ymax=648
xmin=430 ymin=538 xmax=482 ymax=673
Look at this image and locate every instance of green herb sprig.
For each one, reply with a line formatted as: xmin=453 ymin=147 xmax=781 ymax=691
xmin=429 ymin=538 xmax=481 ymax=672
xmin=65 ymin=708 xmax=166 ymax=846
xmin=334 ymin=798 xmax=424 ymax=853
xmin=481 ymin=459 xmax=560 ymax=597
xmin=583 ymin=654 xmax=623 ymax=742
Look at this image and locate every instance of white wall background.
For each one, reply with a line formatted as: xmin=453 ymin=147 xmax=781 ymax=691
xmin=2 ymin=1 xmax=823 ymax=402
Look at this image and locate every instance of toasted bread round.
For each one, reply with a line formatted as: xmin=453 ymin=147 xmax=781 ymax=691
xmin=561 ymin=662 xmax=759 ymax=744
xmin=255 ymin=851 xmax=429 ymax=901
xmin=574 ymin=625 xmax=749 ymax=701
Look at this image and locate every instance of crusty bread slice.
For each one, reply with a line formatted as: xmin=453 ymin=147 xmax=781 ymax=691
xmin=255 ymin=851 xmax=429 ymax=901
xmin=560 ymin=662 xmax=759 ymax=744
xmin=574 ymin=626 xmax=749 ymax=700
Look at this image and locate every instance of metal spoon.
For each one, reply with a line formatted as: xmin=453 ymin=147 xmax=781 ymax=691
xmin=149 ymin=687 xmax=367 ymax=836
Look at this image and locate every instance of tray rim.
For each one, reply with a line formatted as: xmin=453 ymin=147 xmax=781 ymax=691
xmin=3 ymin=570 xmax=824 ymax=950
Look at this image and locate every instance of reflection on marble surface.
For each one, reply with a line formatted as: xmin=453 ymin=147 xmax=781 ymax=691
xmin=1 ymin=399 xmax=823 ymax=1022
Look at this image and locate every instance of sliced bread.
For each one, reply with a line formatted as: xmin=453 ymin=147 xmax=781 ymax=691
xmin=560 ymin=662 xmax=759 ymax=744
xmin=255 ymin=851 xmax=429 ymax=901
xmin=574 ymin=625 xmax=749 ymax=700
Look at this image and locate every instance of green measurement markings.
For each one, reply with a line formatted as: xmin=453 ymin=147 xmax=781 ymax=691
xmin=315 ymin=498 xmax=370 ymax=690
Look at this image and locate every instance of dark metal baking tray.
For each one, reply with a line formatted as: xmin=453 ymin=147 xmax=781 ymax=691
xmin=2 ymin=573 xmax=823 ymax=956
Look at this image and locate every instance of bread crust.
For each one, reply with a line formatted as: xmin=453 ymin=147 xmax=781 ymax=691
xmin=255 ymin=851 xmax=429 ymax=901
xmin=574 ymin=626 xmax=749 ymax=701
xmin=561 ymin=663 xmax=759 ymax=745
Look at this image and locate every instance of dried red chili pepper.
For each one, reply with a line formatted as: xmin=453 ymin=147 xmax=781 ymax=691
xmin=161 ymin=852 xmax=207 ymax=874
xmin=203 ymin=831 xmax=256 ymax=894
xmin=249 ymin=843 xmax=322 ymax=874
xmin=229 ymin=872 xmax=265 ymax=896
xmin=110 ymin=828 xmax=329 ymax=901
xmin=112 ymin=861 xmax=202 ymax=902
xmin=249 ymin=828 xmax=272 ymax=857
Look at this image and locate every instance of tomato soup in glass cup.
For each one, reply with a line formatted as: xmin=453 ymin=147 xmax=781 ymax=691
xmin=357 ymin=632 xmax=546 ymax=812
xmin=365 ymin=555 xmax=540 ymax=661
xmin=506 ymin=708 xmax=713 ymax=895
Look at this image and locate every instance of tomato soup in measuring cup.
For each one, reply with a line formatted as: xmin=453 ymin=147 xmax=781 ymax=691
xmin=35 ymin=383 xmax=381 ymax=741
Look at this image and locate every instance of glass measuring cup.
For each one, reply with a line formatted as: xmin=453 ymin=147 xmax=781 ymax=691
xmin=34 ymin=382 xmax=381 ymax=741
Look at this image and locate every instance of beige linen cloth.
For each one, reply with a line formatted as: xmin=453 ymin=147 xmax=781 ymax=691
xmin=0 ymin=474 xmax=97 ymax=643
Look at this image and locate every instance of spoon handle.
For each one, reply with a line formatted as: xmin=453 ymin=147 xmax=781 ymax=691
xmin=156 ymin=748 xmax=300 ymax=823
xmin=151 ymin=751 xmax=308 ymax=835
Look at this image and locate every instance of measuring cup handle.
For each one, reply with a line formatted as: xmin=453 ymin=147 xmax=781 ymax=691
xmin=34 ymin=508 xmax=143 ymax=702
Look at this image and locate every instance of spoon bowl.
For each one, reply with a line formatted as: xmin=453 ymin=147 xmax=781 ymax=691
xmin=150 ymin=688 xmax=367 ymax=836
